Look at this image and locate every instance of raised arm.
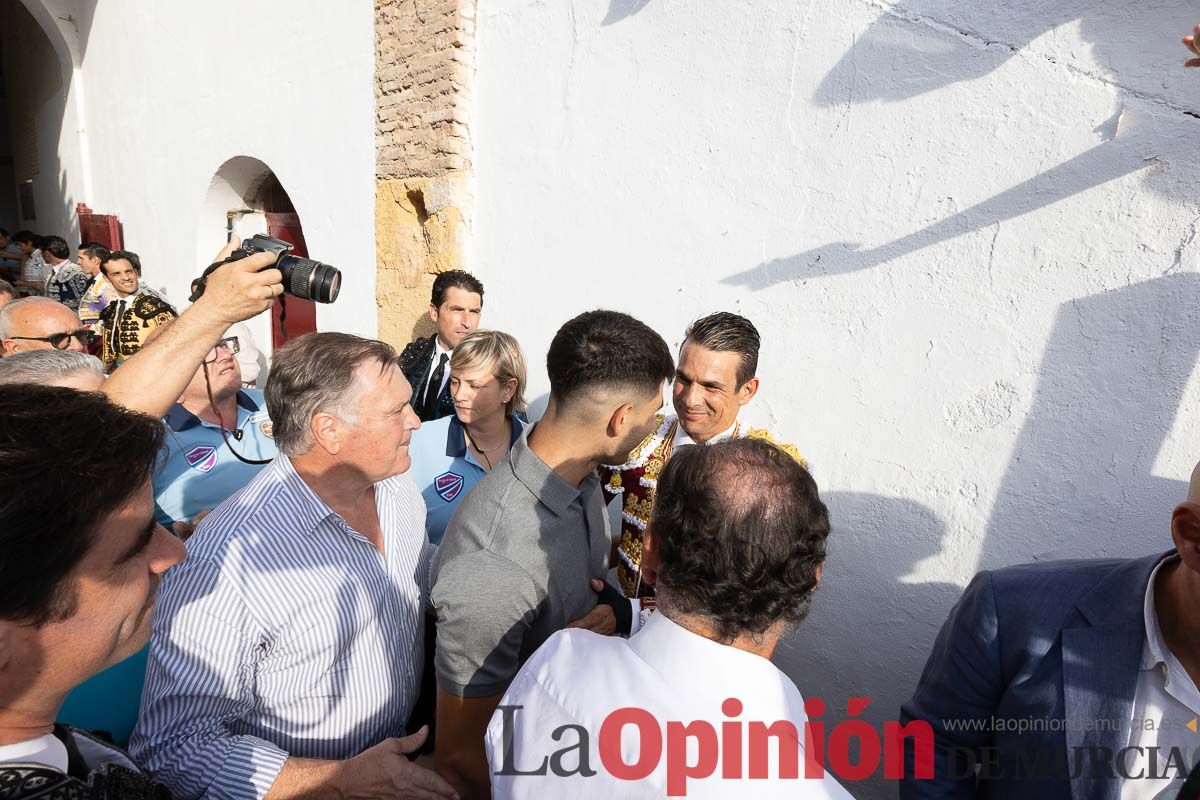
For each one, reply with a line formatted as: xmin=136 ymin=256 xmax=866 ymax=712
xmin=102 ymin=239 xmax=282 ymax=417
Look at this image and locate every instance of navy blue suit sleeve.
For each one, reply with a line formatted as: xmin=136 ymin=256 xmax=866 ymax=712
xmin=900 ymin=570 xmax=1003 ymax=799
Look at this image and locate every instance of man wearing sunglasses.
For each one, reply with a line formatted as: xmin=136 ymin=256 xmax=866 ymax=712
xmin=150 ymin=329 xmax=278 ymax=533
xmin=0 ymin=296 xmax=96 ymax=356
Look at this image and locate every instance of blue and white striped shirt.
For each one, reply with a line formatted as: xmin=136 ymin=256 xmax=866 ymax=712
xmin=130 ymin=454 xmax=435 ymax=799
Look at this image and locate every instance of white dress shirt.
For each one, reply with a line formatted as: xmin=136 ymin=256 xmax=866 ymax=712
xmin=486 ymin=611 xmax=853 ymax=799
xmin=1120 ymin=556 xmax=1200 ymax=799
xmin=422 ymin=338 xmax=453 ymax=403
xmin=672 ymin=419 xmax=739 ymax=449
xmin=0 ymin=728 xmax=142 ymax=776
xmin=131 ymin=454 xmax=436 ymax=799
xmin=21 ymin=249 xmax=46 ymax=283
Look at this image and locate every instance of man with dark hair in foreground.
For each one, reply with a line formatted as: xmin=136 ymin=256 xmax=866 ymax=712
xmin=487 ymin=438 xmax=850 ymax=798
xmin=0 ymin=385 xmax=186 ymax=798
xmin=432 ymin=309 xmax=674 ymax=798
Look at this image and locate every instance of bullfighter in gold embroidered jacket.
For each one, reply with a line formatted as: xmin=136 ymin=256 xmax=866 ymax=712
xmin=599 ymin=313 xmax=806 ymax=605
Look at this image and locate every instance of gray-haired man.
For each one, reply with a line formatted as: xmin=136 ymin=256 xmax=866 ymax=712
xmin=130 ymin=332 xmax=456 ymax=800
xmin=0 ymin=349 xmax=104 ymax=390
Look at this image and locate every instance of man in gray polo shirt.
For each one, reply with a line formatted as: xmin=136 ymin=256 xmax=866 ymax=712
xmin=431 ymin=309 xmax=674 ymax=799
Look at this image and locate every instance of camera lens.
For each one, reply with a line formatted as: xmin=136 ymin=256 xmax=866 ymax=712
xmin=278 ymin=256 xmax=342 ymax=304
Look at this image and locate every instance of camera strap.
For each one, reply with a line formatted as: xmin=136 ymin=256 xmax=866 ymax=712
xmin=204 ymin=362 xmax=273 ymax=466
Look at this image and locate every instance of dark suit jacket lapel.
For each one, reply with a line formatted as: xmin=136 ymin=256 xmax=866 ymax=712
xmin=1062 ymin=551 xmax=1169 ymax=800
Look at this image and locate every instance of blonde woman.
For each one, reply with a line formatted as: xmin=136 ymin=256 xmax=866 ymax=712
xmin=406 ymin=330 xmax=527 ymax=544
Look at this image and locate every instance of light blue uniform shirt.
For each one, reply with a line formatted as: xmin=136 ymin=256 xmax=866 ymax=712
xmin=407 ymin=413 xmax=526 ymax=544
xmin=153 ymin=389 xmax=278 ymax=525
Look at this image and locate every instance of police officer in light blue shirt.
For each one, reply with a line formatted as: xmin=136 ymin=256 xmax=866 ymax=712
xmin=153 ymin=334 xmax=278 ymax=527
xmin=406 ymin=330 xmax=528 ymax=544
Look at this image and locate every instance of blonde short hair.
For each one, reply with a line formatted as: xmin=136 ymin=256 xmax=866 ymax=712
xmin=450 ymin=330 xmax=527 ymax=418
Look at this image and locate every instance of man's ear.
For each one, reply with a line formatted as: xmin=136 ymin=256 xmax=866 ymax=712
xmin=642 ymin=528 xmax=659 ymax=587
xmin=427 ymin=303 xmax=439 ymax=324
xmin=0 ymin=340 xmax=16 ymax=356
xmin=607 ymin=402 xmax=633 ymax=438
xmin=736 ymin=376 xmax=760 ymax=407
xmin=1172 ymin=501 xmax=1200 ymax=572
xmin=310 ymin=412 xmax=343 ymax=455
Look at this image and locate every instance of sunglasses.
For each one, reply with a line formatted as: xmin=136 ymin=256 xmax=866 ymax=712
xmin=203 ymin=336 xmax=241 ymax=364
xmin=8 ymin=329 xmax=96 ymax=349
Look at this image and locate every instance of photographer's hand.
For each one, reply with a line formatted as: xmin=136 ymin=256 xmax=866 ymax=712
xmin=102 ymin=240 xmax=283 ymax=418
xmin=191 ymin=237 xmax=284 ymax=326
xmin=1185 ymin=24 xmax=1200 ymax=67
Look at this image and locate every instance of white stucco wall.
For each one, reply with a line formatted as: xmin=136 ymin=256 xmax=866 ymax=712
xmin=22 ymin=0 xmax=376 ymax=336
xmin=473 ymin=1 xmax=1200 ymax=795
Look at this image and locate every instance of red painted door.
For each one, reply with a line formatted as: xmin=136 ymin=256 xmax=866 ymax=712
xmin=76 ymin=203 xmax=122 ymax=249
xmin=264 ymin=212 xmax=317 ymax=348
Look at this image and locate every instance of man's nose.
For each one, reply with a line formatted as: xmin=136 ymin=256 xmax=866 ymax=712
xmin=65 ymin=338 xmax=86 ymax=353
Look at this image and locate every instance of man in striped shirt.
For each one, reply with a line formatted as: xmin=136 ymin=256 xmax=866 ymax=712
xmin=130 ymin=333 xmax=457 ymax=800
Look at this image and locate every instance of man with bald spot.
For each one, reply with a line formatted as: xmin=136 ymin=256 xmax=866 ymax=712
xmin=901 ymin=463 xmax=1200 ymax=799
xmin=0 ymin=297 xmax=94 ymax=355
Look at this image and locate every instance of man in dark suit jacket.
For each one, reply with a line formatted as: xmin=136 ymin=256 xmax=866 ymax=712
xmin=400 ymin=270 xmax=483 ymax=422
xmin=901 ymin=464 xmax=1200 ymax=800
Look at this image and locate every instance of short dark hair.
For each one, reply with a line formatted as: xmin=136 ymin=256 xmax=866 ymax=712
xmin=266 ymin=332 xmax=400 ymax=455
xmin=42 ymin=235 xmax=69 ymax=260
xmin=0 ymin=385 xmax=164 ymax=625
xmin=11 ymin=230 xmax=34 ymax=245
xmin=101 ymin=249 xmax=142 ymax=276
xmin=684 ymin=312 xmax=761 ymax=387
xmin=546 ymin=310 xmax=673 ymax=407
xmin=0 ymin=227 xmax=10 ymax=238
xmin=0 ymin=279 xmax=14 ymax=299
xmin=79 ymin=242 xmax=110 ymax=262
xmin=651 ymin=437 xmax=830 ymax=643
xmin=430 ymin=270 xmax=484 ymax=308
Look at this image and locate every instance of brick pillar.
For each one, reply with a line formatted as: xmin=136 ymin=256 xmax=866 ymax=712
xmin=375 ymin=0 xmax=476 ymax=348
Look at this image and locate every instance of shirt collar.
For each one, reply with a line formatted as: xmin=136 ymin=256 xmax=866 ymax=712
xmin=164 ymin=390 xmax=261 ymax=432
xmin=0 ymin=733 xmax=67 ymax=773
xmin=432 ymin=337 xmax=452 ymax=359
xmin=629 ymin=611 xmax=805 ymax=716
xmin=269 ymin=453 xmax=341 ymax=535
xmin=444 ymin=415 xmax=524 ymax=459
xmin=672 ymin=417 xmax=739 ymax=448
xmin=1142 ymin=554 xmax=1181 ymax=670
xmin=509 ymin=424 xmax=592 ymax=516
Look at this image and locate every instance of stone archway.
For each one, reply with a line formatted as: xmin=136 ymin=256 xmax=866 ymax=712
xmin=199 ymin=156 xmax=318 ymax=362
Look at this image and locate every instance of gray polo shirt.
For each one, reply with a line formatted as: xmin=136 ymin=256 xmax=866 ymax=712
xmin=431 ymin=425 xmax=610 ymax=698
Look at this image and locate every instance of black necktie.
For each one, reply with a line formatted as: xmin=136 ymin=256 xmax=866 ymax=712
xmin=424 ymin=353 xmax=449 ymax=413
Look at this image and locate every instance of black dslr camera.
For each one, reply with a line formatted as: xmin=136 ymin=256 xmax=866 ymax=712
xmin=189 ymin=234 xmax=342 ymax=304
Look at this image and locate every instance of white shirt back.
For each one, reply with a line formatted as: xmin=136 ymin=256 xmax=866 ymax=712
xmin=486 ymin=611 xmax=853 ymax=799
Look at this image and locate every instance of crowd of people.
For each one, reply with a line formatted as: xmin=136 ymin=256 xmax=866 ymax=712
xmin=0 ymin=231 xmax=181 ymax=372
xmin=1 ymin=28 xmax=1200 ymax=800
xmin=2 ymin=244 xmax=1198 ymax=800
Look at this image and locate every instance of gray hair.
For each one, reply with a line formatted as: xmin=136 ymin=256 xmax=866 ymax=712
xmin=265 ymin=332 xmax=399 ymax=456
xmin=0 ymin=297 xmax=68 ymax=339
xmin=0 ymin=349 xmax=104 ymax=387
xmin=0 ymin=280 xmax=15 ymax=299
